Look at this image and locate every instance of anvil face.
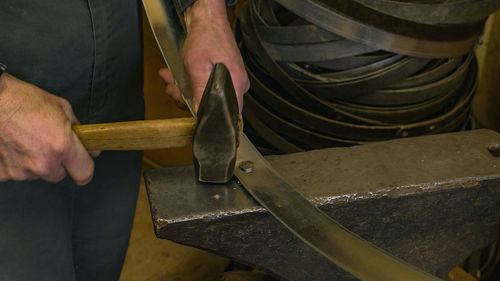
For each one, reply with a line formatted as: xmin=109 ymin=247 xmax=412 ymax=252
xmin=145 ymin=130 xmax=500 ymax=281
xmin=146 ymin=166 xmax=259 ymax=228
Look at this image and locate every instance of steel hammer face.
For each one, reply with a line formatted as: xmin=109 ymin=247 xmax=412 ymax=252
xmin=192 ymin=63 xmax=240 ymax=183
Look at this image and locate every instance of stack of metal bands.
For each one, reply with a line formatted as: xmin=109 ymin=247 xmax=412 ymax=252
xmin=236 ymin=0 xmax=498 ymax=154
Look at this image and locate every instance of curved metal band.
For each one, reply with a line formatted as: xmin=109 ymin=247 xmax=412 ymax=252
xmin=244 ymin=93 xmax=362 ymax=147
xmin=329 ymin=85 xmax=462 ymax=124
xmin=243 ymin=103 xmax=305 ymax=153
xmin=352 ymin=0 xmax=500 ymax=24
xmin=261 ymin=39 xmax=378 ymax=62
xmin=308 ymin=53 xmax=395 ymax=71
xmin=273 ymin=0 xmax=482 ymax=57
xmin=388 ymin=57 xmax=462 ymax=89
xmin=297 ymin=57 xmax=430 ymax=99
xmin=256 ymin=25 xmax=342 ymax=44
xmin=244 ymin=47 xmax=477 ymax=141
xmin=314 ymin=55 xmax=405 ymax=80
xmin=238 ymin=9 xmax=390 ymax=125
xmin=351 ymin=54 xmax=472 ymax=106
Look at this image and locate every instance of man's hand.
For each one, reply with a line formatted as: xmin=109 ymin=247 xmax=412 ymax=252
xmin=159 ymin=0 xmax=249 ymax=112
xmin=0 ymin=73 xmax=97 ymax=186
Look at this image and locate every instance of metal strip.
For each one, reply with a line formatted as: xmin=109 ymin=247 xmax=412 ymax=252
xmin=242 ymin=104 xmax=305 ymax=153
xmin=352 ymin=0 xmax=500 ymax=25
xmin=245 ymin=51 xmax=477 ymax=140
xmin=273 ymin=0 xmax=482 ymax=58
xmin=308 ymin=53 xmax=395 ymax=71
xmin=388 ymin=57 xmax=462 ymax=89
xmin=238 ymin=8 xmax=395 ymax=122
xmin=142 ymin=1 xmax=443 ymax=280
xmin=353 ymin=54 xmax=471 ymax=106
xmin=244 ymin=92 xmax=361 ymax=147
xmin=142 ymin=0 xmax=195 ymax=115
xmin=256 ymin=25 xmax=342 ymax=44
xmin=261 ymin=38 xmax=378 ymax=62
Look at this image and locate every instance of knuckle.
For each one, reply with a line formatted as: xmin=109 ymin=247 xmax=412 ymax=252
xmin=184 ymin=55 xmax=210 ymax=72
xmin=232 ymin=65 xmax=247 ymax=76
xmin=50 ymin=134 xmax=71 ymax=156
xmin=183 ymin=54 xmax=196 ymax=68
xmin=7 ymin=168 xmax=27 ymax=181
xmin=0 ymin=171 xmax=7 ymax=182
xmin=44 ymin=170 xmax=66 ymax=183
xmin=59 ymin=99 xmax=72 ymax=112
xmin=165 ymin=84 xmax=178 ymax=95
xmin=235 ymin=76 xmax=250 ymax=93
xmin=76 ymin=163 xmax=95 ymax=186
xmin=228 ymin=65 xmax=248 ymax=83
xmin=87 ymin=161 xmax=95 ymax=176
xmin=28 ymin=157 xmax=53 ymax=176
xmin=241 ymin=77 xmax=250 ymax=92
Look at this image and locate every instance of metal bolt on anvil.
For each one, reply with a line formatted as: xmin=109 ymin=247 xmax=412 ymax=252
xmin=239 ymin=161 xmax=254 ymax=173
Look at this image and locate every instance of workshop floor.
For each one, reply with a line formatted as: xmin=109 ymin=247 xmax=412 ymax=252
xmin=119 ymin=177 xmax=230 ymax=281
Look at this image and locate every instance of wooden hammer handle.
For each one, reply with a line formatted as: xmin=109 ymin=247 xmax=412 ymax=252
xmin=73 ymin=118 xmax=196 ymax=150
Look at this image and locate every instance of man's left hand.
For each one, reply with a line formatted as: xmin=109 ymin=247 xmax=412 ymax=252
xmin=159 ymin=0 xmax=249 ymax=113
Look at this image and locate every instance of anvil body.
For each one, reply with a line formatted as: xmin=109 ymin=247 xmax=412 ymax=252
xmin=145 ymin=129 xmax=500 ymax=281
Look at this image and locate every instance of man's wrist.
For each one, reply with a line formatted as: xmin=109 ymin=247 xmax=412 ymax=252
xmin=175 ymin=0 xmax=236 ymax=14
xmin=184 ymin=0 xmax=229 ymax=32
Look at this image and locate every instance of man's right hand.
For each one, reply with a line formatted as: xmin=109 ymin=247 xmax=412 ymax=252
xmin=0 ymin=73 xmax=96 ymax=186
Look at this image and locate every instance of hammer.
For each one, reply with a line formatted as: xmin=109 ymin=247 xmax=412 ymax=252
xmin=73 ymin=63 xmax=240 ymax=183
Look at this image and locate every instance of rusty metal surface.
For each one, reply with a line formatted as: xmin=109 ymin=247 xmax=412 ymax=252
xmin=145 ymin=129 xmax=500 ymax=281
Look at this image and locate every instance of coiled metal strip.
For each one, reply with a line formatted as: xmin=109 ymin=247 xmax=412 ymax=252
xmin=273 ymin=0 xmax=483 ymax=57
xmin=352 ymin=0 xmax=500 ymax=24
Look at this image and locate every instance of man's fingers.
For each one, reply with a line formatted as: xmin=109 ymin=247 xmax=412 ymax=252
xmin=165 ymin=83 xmax=181 ymax=102
xmin=88 ymin=150 xmax=101 ymax=158
xmin=55 ymin=98 xmax=94 ymax=185
xmin=226 ymin=65 xmax=250 ymax=112
xmin=40 ymin=165 xmax=67 ymax=183
xmin=62 ymin=133 xmax=95 ymax=186
xmin=52 ymin=97 xmax=80 ymax=124
xmin=57 ymin=99 xmax=101 ymax=159
xmin=159 ymin=68 xmax=174 ymax=84
xmin=160 ymin=68 xmax=190 ymax=111
xmin=189 ymin=69 xmax=212 ymax=114
xmin=165 ymin=83 xmax=188 ymax=110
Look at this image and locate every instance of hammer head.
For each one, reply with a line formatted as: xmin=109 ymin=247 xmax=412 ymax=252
xmin=192 ymin=63 xmax=241 ymax=183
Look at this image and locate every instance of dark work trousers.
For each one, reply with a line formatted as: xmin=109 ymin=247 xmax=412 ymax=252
xmin=0 ymin=1 xmax=145 ymax=280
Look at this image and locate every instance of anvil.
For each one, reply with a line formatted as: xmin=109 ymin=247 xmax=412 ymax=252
xmin=145 ymin=129 xmax=500 ymax=281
